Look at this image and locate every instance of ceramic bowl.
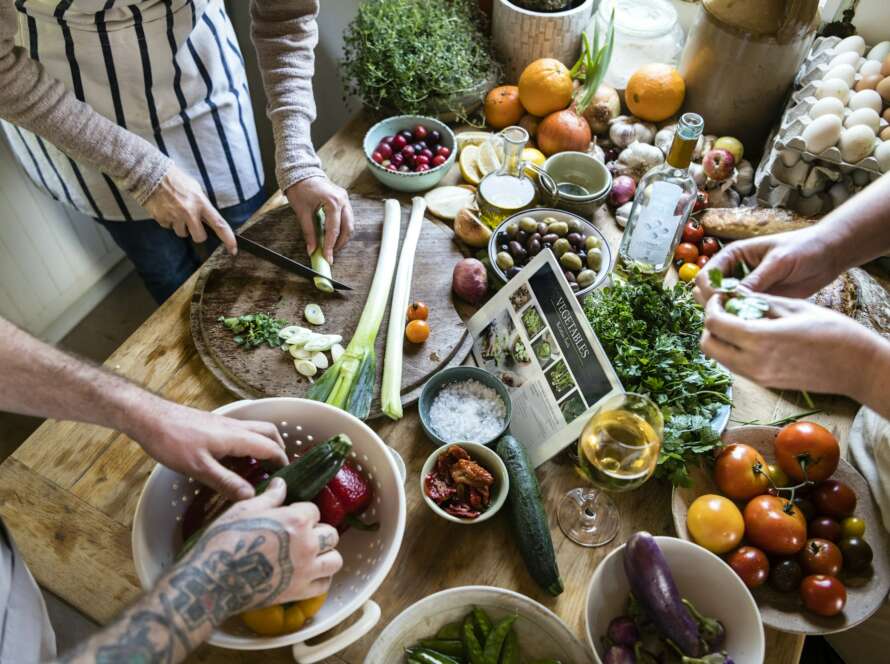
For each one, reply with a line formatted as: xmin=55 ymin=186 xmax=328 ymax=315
xmin=419 ymin=441 xmax=509 ymax=525
xmin=542 ymin=151 xmax=612 ymax=217
xmin=363 ymin=115 xmax=456 ymax=193
xmin=364 ymin=585 xmax=593 ymax=663
xmin=586 ymin=535 xmax=764 ymax=664
xmin=418 ymin=366 xmax=512 ymax=447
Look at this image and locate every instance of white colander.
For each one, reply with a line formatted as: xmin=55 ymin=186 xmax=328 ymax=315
xmin=131 ymin=398 xmax=407 ymax=663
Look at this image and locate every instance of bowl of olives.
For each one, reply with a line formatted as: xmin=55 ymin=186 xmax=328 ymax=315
xmin=487 ymin=208 xmax=611 ymax=297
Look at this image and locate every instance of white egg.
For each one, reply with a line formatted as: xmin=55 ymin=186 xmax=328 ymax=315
xmin=839 ymin=125 xmax=877 ymax=162
xmin=859 ymin=59 xmax=883 ymax=77
xmin=829 ymin=51 xmax=861 ymax=70
xmin=834 ymin=35 xmax=866 ymax=57
xmin=824 ymin=64 xmax=856 ymax=87
xmin=867 ymin=41 xmax=890 ymax=62
xmin=876 ymin=141 xmax=890 ymax=173
xmin=815 ymin=78 xmax=850 ymax=104
xmin=848 ymin=89 xmax=883 ymax=113
xmin=809 ymin=96 xmax=846 ymax=120
xmin=803 ymin=114 xmax=843 ymax=154
xmin=844 ymin=107 xmax=880 ymax=133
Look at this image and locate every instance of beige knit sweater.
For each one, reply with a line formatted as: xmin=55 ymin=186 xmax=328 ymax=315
xmin=0 ymin=0 xmax=324 ymax=206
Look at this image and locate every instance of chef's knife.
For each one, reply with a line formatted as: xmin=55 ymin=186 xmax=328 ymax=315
xmin=235 ymin=235 xmax=353 ymax=291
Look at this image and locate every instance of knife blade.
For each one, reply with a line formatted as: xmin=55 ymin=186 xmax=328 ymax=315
xmin=235 ymin=235 xmax=353 ymax=291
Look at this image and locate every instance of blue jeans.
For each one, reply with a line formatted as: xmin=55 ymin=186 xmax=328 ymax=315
xmin=97 ymin=188 xmax=267 ymax=303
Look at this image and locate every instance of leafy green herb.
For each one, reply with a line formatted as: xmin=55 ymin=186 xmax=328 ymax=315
xmin=218 ymin=313 xmax=289 ymax=349
xmin=341 ymin=0 xmax=500 ymax=117
xmin=708 ymin=268 xmax=770 ymax=320
xmin=582 ymin=273 xmax=732 ymax=486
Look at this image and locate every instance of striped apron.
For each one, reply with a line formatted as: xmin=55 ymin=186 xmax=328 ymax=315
xmin=1 ymin=0 xmax=264 ymax=221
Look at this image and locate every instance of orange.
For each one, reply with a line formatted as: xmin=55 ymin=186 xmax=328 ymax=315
xmin=484 ymin=85 xmax=524 ymax=129
xmin=518 ymin=58 xmax=573 ymax=117
xmin=625 ymin=63 xmax=686 ymax=123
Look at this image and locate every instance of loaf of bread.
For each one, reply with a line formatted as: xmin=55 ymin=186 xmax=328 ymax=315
xmin=699 ymin=207 xmax=819 ymax=239
xmin=811 ymin=267 xmax=890 ymax=339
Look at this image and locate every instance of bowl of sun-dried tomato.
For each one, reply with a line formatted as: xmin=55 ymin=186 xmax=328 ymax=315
xmin=421 ymin=442 xmax=509 ymax=524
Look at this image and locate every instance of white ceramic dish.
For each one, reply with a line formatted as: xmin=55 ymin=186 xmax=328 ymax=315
xmin=586 ymin=536 xmax=764 ymax=664
xmin=132 ymin=398 xmax=407 ymax=663
xmin=364 ymin=585 xmax=593 ymax=664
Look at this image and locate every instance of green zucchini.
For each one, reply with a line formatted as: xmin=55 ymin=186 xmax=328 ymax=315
xmin=496 ymin=435 xmax=563 ymax=596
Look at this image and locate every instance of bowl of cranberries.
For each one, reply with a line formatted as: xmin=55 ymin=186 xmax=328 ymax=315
xmin=363 ymin=115 xmax=456 ymax=192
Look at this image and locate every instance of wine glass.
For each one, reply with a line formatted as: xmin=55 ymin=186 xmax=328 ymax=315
xmin=557 ymin=392 xmax=663 ymax=547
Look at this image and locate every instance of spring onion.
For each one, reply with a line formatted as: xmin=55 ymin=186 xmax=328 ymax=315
xmin=304 ymin=303 xmax=325 ymax=325
xmin=307 ymin=199 xmax=402 ymax=418
xmin=381 ymin=196 xmax=427 ymax=420
xmin=311 ymin=207 xmax=334 ymax=293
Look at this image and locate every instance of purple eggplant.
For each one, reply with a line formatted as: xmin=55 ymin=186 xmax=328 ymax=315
xmin=622 ymin=532 xmax=702 ymax=657
xmin=683 ymin=600 xmax=725 ymax=651
xmin=607 ymin=616 xmax=640 ymax=647
xmin=604 ymin=645 xmax=636 ymax=664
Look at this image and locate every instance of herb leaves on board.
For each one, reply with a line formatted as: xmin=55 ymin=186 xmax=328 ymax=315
xmin=218 ymin=313 xmax=289 ymax=349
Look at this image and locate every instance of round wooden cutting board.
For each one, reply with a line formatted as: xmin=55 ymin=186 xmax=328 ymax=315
xmin=191 ymin=196 xmax=474 ymax=418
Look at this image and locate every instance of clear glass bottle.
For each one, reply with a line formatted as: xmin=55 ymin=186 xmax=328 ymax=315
xmin=477 ymin=126 xmax=538 ymax=229
xmin=617 ymin=112 xmax=704 ymax=276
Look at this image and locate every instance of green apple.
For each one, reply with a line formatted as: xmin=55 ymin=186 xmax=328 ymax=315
xmin=714 ymin=136 xmax=744 ymax=164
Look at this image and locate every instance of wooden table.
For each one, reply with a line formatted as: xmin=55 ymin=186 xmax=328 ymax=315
xmin=0 ymin=116 xmax=860 ymax=663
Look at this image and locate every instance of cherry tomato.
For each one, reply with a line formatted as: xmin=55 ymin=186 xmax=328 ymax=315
xmin=793 ymin=496 xmax=817 ymax=522
xmin=770 ymin=558 xmax=804 ymax=592
xmin=813 ymin=480 xmax=857 ymax=519
xmin=800 ymin=538 xmax=843 ymax=576
xmin=840 ymin=516 xmax=865 ymax=539
xmin=838 ymin=537 xmax=873 ymax=573
xmin=713 ymin=443 xmax=771 ymax=501
xmin=682 ymin=220 xmax=705 ymax=243
xmin=405 ymin=319 xmax=430 ymax=344
xmin=765 ymin=463 xmax=790 ymax=488
xmin=678 ymin=262 xmax=701 ymax=283
xmin=809 ymin=517 xmax=842 ymax=542
xmin=699 ymin=236 xmax=720 ymax=256
xmin=800 ymin=575 xmax=846 ymax=617
xmin=696 ymin=254 xmax=710 ymax=268
xmin=743 ymin=495 xmax=807 ymax=555
xmin=726 ymin=546 xmax=770 ymax=588
xmin=674 ymin=242 xmax=700 ymax=263
xmin=774 ymin=421 xmax=840 ymax=482
xmin=693 ymin=190 xmax=709 ymax=212
xmin=406 ymin=301 xmax=429 ymax=321
xmin=686 ymin=494 xmax=745 ymax=554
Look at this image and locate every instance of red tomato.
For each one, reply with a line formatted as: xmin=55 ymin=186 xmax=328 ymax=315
xmin=808 ymin=517 xmax=842 ymax=542
xmin=774 ymin=422 xmax=840 ymax=482
xmin=700 ymin=237 xmax=720 ymax=256
xmin=696 ymin=254 xmax=710 ymax=268
xmin=812 ymin=480 xmax=857 ymax=519
xmin=726 ymin=546 xmax=770 ymax=588
xmin=800 ymin=575 xmax=846 ymax=617
xmin=743 ymin=495 xmax=808 ymax=555
xmin=674 ymin=242 xmax=699 ymax=263
xmin=682 ymin=220 xmax=705 ymax=243
xmin=800 ymin=538 xmax=843 ymax=576
xmin=713 ymin=444 xmax=771 ymax=501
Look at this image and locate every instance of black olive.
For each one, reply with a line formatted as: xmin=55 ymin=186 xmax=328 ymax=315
xmin=515 ymin=230 xmax=529 ymax=244
xmin=506 ymin=266 xmax=521 ymax=279
xmin=569 ymin=282 xmax=580 ymax=292
xmin=528 ymin=238 xmax=542 ymax=255
xmin=564 ymin=270 xmax=576 ymax=283
xmin=498 ymin=243 xmax=509 ymax=253
xmin=536 ymin=222 xmax=548 ymax=235
xmin=542 ymin=233 xmax=559 ymax=245
xmin=508 ymin=241 xmax=528 ymax=262
xmin=567 ymin=232 xmax=582 ymax=247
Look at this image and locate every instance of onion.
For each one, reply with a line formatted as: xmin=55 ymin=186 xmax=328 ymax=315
xmin=452 ymin=258 xmax=488 ymax=304
xmin=537 ymin=109 xmax=592 ymax=156
xmin=575 ymin=84 xmax=620 ymax=135
xmin=609 ymin=175 xmax=636 ymax=207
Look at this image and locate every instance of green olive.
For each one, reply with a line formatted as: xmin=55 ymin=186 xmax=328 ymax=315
xmin=496 ymin=251 xmax=514 ymax=271
xmin=519 ymin=216 xmax=538 ymax=233
xmin=542 ymin=216 xmax=558 ymax=226
xmin=567 ymin=218 xmax=583 ymax=234
xmin=584 ymin=235 xmax=601 ymax=251
xmin=576 ymin=269 xmax=596 ymax=288
xmin=587 ymin=247 xmax=603 ymax=270
xmin=552 ymin=238 xmax=571 ymax=257
xmin=547 ymin=221 xmax=569 ymax=237
xmin=505 ymin=222 xmax=519 ymax=238
xmin=560 ymin=252 xmax=583 ymax=271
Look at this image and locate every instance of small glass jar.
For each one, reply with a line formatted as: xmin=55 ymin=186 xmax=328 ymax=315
xmin=591 ymin=0 xmax=685 ymax=90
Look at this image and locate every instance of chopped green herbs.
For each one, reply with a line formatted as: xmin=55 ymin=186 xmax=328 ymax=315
xmin=218 ymin=313 xmax=289 ymax=349
xmin=582 ymin=274 xmax=732 ymax=486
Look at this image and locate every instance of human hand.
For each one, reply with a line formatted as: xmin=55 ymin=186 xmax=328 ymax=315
xmin=700 ymin=294 xmax=880 ymax=398
xmin=173 ymin=477 xmax=342 ymax=625
xmin=693 ymin=228 xmax=838 ymax=304
xmin=143 ymin=164 xmax=237 ymax=254
xmin=128 ymin=399 xmax=289 ymax=501
xmin=285 ymin=176 xmax=353 ymax=262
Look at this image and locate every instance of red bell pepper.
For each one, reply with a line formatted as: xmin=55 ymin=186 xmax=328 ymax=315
xmin=314 ymin=463 xmax=378 ymax=532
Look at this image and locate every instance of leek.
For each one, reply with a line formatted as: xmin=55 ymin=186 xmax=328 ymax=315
xmin=307 ymin=199 xmax=402 ymax=419
xmin=381 ymin=196 xmax=426 ymax=420
xmin=311 ymin=206 xmax=334 ymax=293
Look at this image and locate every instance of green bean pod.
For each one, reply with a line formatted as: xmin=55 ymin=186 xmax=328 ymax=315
xmin=463 ymin=615 xmax=485 ymax=664
xmin=498 ymin=629 xmax=520 ymax=664
xmin=472 ymin=607 xmax=493 ymax=640
xmin=436 ymin=623 xmax=463 ymax=640
xmin=419 ymin=639 xmax=465 ymax=658
xmin=482 ymin=615 xmax=517 ymax=664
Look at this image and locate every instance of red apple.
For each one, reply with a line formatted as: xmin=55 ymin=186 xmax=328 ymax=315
xmin=702 ymin=148 xmax=736 ymax=181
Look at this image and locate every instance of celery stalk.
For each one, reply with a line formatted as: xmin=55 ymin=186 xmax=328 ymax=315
xmin=311 ymin=207 xmax=334 ymax=293
xmin=381 ymin=196 xmax=426 ymax=420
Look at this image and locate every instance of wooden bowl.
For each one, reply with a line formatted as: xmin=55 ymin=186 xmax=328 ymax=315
xmin=672 ymin=425 xmax=890 ymax=635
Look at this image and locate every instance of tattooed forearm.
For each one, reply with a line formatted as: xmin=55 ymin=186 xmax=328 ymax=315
xmin=54 ymin=518 xmax=293 ymax=664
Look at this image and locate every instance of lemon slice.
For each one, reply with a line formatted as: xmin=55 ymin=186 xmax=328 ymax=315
xmin=477 ymin=140 xmax=502 ymax=176
xmin=459 ymin=144 xmax=483 ymax=185
xmin=456 ymin=131 xmax=494 ymax=149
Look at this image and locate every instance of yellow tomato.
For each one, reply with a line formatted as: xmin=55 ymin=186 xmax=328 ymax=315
xmin=687 ymin=494 xmax=745 ymax=554
xmin=298 ymin=593 xmax=327 ymax=619
xmin=240 ymin=603 xmax=308 ymax=636
xmin=678 ymin=262 xmax=701 ymax=283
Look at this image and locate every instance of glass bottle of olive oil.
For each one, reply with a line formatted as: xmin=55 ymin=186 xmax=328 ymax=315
xmin=477 ymin=126 xmax=538 ymax=228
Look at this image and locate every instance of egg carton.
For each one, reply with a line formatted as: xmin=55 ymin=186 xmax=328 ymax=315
xmin=794 ymin=36 xmax=843 ymax=89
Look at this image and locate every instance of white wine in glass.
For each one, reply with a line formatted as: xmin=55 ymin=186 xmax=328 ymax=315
xmin=558 ymin=392 xmax=663 ymax=547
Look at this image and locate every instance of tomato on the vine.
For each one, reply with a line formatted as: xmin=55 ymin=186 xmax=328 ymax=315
xmin=774 ymin=421 xmax=840 ymax=482
xmin=682 ymin=220 xmax=705 ymax=243
xmin=674 ymin=242 xmax=699 ymax=264
xmin=726 ymin=546 xmax=770 ymax=588
xmin=800 ymin=575 xmax=846 ymax=617
xmin=800 ymin=538 xmax=843 ymax=576
xmin=743 ymin=495 xmax=807 ymax=555
xmin=713 ymin=443 xmax=770 ymax=501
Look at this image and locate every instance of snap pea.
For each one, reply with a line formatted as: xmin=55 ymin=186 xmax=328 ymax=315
xmin=528 ymin=660 xmax=562 ymax=664
xmin=498 ymin=629 xmax=519 ymax=664
xmin=482 ymin=615 xmax=516 ymax=664
xmin=436 ymin=622 xmax=463 ymax=640
xmin=419 ymin=639 xmax=465 ymax=658
xmin=472 ymin=607 xmax=493 ymax=640
xmin=407 ymin=648 xmax=461 ymax=664
xmin=463 ymin=615 xmax=485 ymax=664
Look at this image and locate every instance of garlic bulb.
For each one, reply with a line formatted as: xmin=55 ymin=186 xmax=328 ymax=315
xmin=609 ymin=116 xmax=656 ymax=149
xmin=698 ymin=135 xmax=717 ymax=159
xmin=689 ymin=162 xmax=706 ymax=188
xmin=735 ymin=159 xmax=755 ymax=195
xmin=588 ymin=141 xmax=606 ymax=163
xmin=618 ymin=141 xmax=664 ymax=171
xmin=654 ymin=124 xmax=676 ymax=155
xmin=615 ymin=202 xmax=632 ymax=228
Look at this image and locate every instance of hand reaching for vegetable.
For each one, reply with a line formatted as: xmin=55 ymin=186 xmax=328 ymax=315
xmin=143 ymin=164 xmax=237 ymax=254
xmin=286 ymin=176 xmax=354 ymax=263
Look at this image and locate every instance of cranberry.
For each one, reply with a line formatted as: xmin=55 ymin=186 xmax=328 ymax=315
xmin=391 ymin=152 xmax=405 ymax=167
xmin=427 ymin=130 xmax=441 ymax=145
xmin=413 ymin=124 xmax=429 ymax=141
xmin=392 ymin=134 xmax=408 ymax=150
xmin=401 ymin=145 xmax=415 ymax=157
xmin=432 ymin=154 xmax=447 ymax=167
xmin=420 ymin=148 xmax=434 ymax=160
xmin=398 ymin=129 xmax=413 ymax=141
xmin=414 ymin=155 xmax=430 ymax=167
xmin=436 ymin=145 xmax=451 ymax=158
xmin=371 ymin=151 xmax=384 ymax=164
xmin=386 ymin=163 xmax=398 ymax=171
xmin=410 ymin=142 xmax=423 ymax=153
xmin=377 ymin=143 xmax=393 ymax=158
xmin=380 ymin=135 xmax=394 ymax=145
xmin=416 ymin=164 xmax=430 ymax=172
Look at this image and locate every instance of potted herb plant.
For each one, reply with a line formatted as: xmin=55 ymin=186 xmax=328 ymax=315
xmin=492 ymin=0 xmax=596 ymax=80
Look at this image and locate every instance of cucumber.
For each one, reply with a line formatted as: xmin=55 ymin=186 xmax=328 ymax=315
xmin=496 ymin=435 xmax=563 ymax=596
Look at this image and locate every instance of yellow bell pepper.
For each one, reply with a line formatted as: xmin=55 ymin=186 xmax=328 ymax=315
xmin=240 ymin=593 xmax=327 ymax=637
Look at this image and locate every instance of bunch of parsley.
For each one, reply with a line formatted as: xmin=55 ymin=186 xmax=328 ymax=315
xmin=581 ymin=274 xmax=732 ymax=486
xmin=218 ymin=313 xmax=289 ymax=349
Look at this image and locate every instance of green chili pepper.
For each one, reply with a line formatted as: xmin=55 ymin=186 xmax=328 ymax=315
xmin=472 ymin=607 xmax=493 ymax=640
xmin=436 ymin=622 xmax=463 ymax=640
xmin=419 ymin=639 xmax=465 ymax=658
xmin=463 ymin=615 xmax=485 ymax=664
xmin=482 ymin=615 xmax=517 ymax=664
xmin=498 ymin=629 xmax=520 ymax=664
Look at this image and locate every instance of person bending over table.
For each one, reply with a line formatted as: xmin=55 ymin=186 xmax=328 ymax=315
xmin=694 ymin=172 xmax=890 ymax=663
xmin=0 ymin=317 xmax=342 ymax=662
xmin=0 ymin=0 xmax=353 ymax=303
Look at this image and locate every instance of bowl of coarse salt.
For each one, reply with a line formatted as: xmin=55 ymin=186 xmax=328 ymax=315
xmin=418 ymin=366 xmax=512 ymax=448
